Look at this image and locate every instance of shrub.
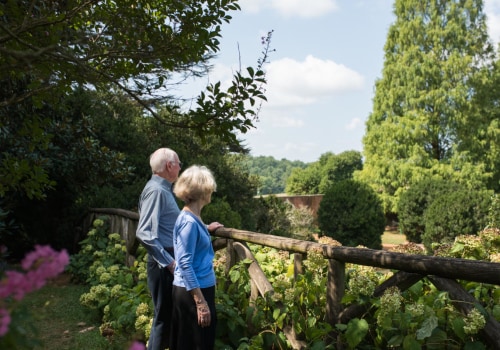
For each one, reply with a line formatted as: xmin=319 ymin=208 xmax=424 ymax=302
xmin=253 ymin=196 xmax=292 ymax=237
xmin=397 ymin=179 xmax=460 ymax=243
xmin=286 ymin=205 xmax=316 ymax=241
xmin=201 ymin=197 xmax=242 ymax=229
xmin=422 ymin=189 xmax=492 ymax=252
xmin=488 ymin=193 xmax=500 ymax=229
xmin=69 ymin=217 xmax=151 ymax=341
xmin=317 ymin=180 xmax=385 ymax=249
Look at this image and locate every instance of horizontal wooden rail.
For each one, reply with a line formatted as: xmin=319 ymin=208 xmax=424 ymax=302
xmin=213 ymin=228 xmax=500 ymax=285
xmin=85 ymin=209 xmax=500 ymax=349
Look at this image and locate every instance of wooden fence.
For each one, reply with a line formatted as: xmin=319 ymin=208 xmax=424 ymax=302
xmin=86 ymin=208 xmax=500 ymax=349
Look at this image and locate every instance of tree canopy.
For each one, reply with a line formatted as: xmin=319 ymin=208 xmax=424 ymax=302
xmin=357 ymin=0 xmax=499 ymax=214
xmin=1 ymin=0 xmax=270 ymax=199
xmin=286 ymin=151 xmax=362 ymax=194
xmin=244 ymin=156 xmax=307 ymax=195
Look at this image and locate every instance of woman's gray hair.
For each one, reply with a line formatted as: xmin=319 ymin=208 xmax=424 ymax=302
xmin=174 ymin=165 xmax=217 ymax=203
xmin=149 ymin=148 xmax=176 ymax=174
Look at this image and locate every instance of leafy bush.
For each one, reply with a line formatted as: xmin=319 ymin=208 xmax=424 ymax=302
xmin=317 ymin=180 xmax=385 ymax=249
xmin=70 ymin=215 xmax=500 ymax=349
xmin=422 ymin=189 xmax=492 ymax=252
xmin=488 ymin=193 xmax=500 ymax=229
xmin=201 ymin=197 xmax=242 ymax=229
xmin=253 ymin=196 xmax=292 ymax=237
xmin=69 ymin=217 xmax=151 ymax=341
xmin=286 ymin=206 xmax=316 ymax=241
xmin=397 ymin=179 xmax=460 ymax=243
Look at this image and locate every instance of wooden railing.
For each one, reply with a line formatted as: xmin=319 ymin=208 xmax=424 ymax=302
xmin=85 ymin=208 xmax=500 ymax=349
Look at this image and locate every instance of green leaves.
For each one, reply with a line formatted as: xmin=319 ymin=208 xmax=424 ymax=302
xmin=345 ymin=318 xmax=369 ymax=349
xmin=416 ymin=315 xmax=438 ymax=340
xmin=359 ymin=0 xmax=498 ymax=214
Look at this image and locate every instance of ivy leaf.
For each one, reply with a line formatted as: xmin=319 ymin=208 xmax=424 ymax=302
xmin=345 ymin=318 xmax=368 ymax=349
xmin=387 ymin=334 xmax=404 ymax=347
xmin=416 ymin=315 xmax=438 ymax=340
xmin=229 ymin=270 xmax=240 ymax=283
xmin=403 ymin=334 xmax=422 ymax=350
xmin=492 ymin=305 xmax=500 ymax=320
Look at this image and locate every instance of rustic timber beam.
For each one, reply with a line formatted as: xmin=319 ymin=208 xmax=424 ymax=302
xmin=214 ymin=228 xmax=500 ymax=286
xmin=89 ymin=208 xmax=139 ymax=220
xmin=232 ymin=241 xmax=274 ymax=297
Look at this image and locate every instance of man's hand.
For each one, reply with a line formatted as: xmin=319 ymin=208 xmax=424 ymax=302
xmin=167 ymin=260 xmax=176 ymax=274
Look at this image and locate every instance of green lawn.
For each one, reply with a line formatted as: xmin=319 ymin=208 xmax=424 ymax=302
xmin=382 ymin=230 xmax=407 ymax=245
xmin=17 ymin=275 xmax=131 ymax=350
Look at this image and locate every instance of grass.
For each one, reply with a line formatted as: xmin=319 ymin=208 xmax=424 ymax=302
xmin=17 ymin=274 xmax=131 ymax=350
xmin=382 ymin=229 xmax=407 ymax=246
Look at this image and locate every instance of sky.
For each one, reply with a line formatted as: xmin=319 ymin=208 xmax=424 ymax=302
xmin=181 ymin=0 xmax=500 ymax=163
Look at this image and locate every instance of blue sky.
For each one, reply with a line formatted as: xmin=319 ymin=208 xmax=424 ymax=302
xmin=181 ymin=0 xmax=500 ymax=163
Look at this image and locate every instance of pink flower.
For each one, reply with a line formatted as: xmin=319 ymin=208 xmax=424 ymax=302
xmin=0 ymin=270 xmax=29 ymax=301
xmin=0 ymin=308 xmax=11 ymax=336
xmin=128 ymin=341 xmax=146 ymax=350
xmin=0 ymin=245 xmax=70 ymax=338
xmin=21 ymin=245 xmax=69 ymax=275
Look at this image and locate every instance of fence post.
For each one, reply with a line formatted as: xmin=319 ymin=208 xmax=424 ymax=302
xmin=225 ymin=239 xmax=236 ymax=275
xmin=326 ymin=258 xmax=345 ymax=346
xmin=294 ymin=253 xmax=304 ymax=282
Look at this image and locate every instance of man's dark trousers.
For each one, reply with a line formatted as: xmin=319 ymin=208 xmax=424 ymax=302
xmin=147 ymin=255 xmax=174 ymax=350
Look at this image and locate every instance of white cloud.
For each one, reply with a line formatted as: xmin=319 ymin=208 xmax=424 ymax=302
xmin=265 ymin=55 xmax=364 ymax=107
xmin=238 ymin=0 xmax=338 ymax=18
xmin=485 ymin=0 xmax=500 ymax=45
xmin=271 ymin=116 xmax=304 ymax=128
xmin=283 ymin=141 xmax=317 ymax=154
xmin=346 ymin=117 xmax=362 ymax=130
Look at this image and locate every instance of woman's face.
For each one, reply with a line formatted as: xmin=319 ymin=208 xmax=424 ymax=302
xmin=201 ymin=191 xmax=213 ymax=206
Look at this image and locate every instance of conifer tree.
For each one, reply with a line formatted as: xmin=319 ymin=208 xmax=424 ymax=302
xmin=357 ymin=0 xmax=498 ymax=214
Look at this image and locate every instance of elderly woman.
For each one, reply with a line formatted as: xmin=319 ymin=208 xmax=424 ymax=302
xmin=170 ymin=165 xmax=223 ymax=350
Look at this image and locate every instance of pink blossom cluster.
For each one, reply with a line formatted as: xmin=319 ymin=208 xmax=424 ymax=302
xmin=0 ymin=245 xmax=69 ymax=337
xmin=129 ymin=341 xmax=146 ymax=350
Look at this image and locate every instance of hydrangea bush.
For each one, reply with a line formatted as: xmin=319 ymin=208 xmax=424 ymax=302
xmin=68 ymin=218 xmax=152 ymax=342
xmin=71 ymin=216 xmax=500 ymax=349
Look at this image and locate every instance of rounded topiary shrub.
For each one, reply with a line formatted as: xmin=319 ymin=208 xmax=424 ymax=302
xmin=202 ymin=198 xmax=242 ymax=229
xmin=397 ymin=179 xmax=460 ymax=243
xmin=422 ymin=189 xmax=492 ymax=252
xmin=317 ymin=179 xmax=385 ymax=249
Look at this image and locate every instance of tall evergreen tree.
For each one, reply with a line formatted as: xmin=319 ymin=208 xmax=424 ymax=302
xmin=357 ymin=0 xmax=498 ymax=214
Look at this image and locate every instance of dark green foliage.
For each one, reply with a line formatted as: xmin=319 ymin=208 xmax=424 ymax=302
xmin=202 ymin=198 xmax=242 ymax=229
xmin=3 ymin=89 xmax=136 ymax=255
xmin=1 ymin=2 xmax=272 ymax=257
xmin=1 ymin=86 xmax=263 ymax=256
xmin=488 ymin=193 xmax=500 ymax=229
xmin=397 ymin=179 xmax=461 ymax=243
xmin=317 ymin=180 xmax=384 ymax=249
xmin=0 ymin=77 xmax=56 ymax=200
xmin=422 ymin=189 xmax=492 ymax=252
